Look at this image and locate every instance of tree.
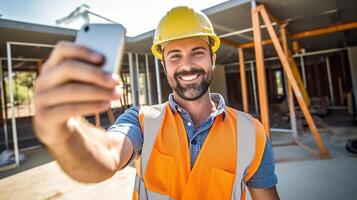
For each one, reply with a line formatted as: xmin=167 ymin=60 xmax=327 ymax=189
xmin=5 ymin=72 xmax=36 ymax=105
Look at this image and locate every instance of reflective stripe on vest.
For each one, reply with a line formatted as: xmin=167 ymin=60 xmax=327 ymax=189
xmin=133 ymin=103 xmax=263 ymax=200
xmin=232 ymin=111 xmax=255 ymax=200
xmin=134 ymin=103 xmax=169 ymax=200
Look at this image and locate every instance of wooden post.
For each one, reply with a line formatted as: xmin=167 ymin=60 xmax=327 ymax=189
xmin=338 ymin=77 xmax=344 ymax=106
xmin=252 ymin=6 xmax=270 ymax=137
xmin=259 ymin=5 xmax=330 ymax=157
xmin=347 ymin=92 xmax=353 ymax=115
xmin=280 ymin=25 xmax=298 ymax=139
xmin=238 ymin=48 xmax=249 ymax=112
xmin=286 ymin=48 xmax=310 ymax=105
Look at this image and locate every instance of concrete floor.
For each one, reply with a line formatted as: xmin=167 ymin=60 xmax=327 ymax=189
xmin=0 ymin=146 xmax=52 ymax=179
xmin=272 ymin=126 xmax=357 ymax=200
xmin=0 ymin=113 xmax=356 ymax=200
xmin=0 ymin=161 xmax=136 ymax=200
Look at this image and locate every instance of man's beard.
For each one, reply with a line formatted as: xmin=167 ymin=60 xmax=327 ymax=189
xmin=169 ymin=66 xmax=212 ymax=101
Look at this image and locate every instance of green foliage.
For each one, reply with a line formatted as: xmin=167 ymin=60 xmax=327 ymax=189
xmin=4 ymin=72 xmax=36 ymax=105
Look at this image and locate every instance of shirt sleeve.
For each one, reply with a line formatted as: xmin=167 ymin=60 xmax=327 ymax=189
xmin=106 ymin=106 xmax=143 ymax=168
xmin=246 ymin=136 xmax=278 ymax=188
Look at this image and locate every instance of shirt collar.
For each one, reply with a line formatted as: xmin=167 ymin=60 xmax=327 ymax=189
xmin=168 ymin=93 xmax=227 ymax=119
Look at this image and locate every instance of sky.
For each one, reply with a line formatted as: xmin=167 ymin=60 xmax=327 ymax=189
xmin=0 ymin=0 xmax=228 ymax=37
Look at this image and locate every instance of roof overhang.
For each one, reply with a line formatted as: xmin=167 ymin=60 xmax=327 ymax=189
xmin=1 ymin=0 xmax=357 ymax=70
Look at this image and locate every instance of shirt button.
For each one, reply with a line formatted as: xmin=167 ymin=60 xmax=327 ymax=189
xmin=191 ymin=139 xmax=197 ymax=145
xmin=187 ymin=122 xmax=192 ymax=126
xmin=177 ymin=108 xmax=182 ymax=112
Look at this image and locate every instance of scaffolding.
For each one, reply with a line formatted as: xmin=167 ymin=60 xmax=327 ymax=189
xmin=250 ymin=2 xmax=330 ymax=159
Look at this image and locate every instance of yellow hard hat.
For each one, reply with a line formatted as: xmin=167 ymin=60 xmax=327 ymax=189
xmin=151 ymin=6 xmax=221 ymax=60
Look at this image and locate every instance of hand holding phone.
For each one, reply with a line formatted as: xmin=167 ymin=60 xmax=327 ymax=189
xmin=75 ymin=23 xmax=126 ymax=75
xmin=34 ymin=24 xmax=126 ymax=146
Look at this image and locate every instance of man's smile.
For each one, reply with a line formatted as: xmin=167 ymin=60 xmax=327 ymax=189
xmin=178 ymin=73 xmax=201 ymax=82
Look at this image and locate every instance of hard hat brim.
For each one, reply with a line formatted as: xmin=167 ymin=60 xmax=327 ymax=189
xmin=151 ymin=33 xmax=220 ymax=60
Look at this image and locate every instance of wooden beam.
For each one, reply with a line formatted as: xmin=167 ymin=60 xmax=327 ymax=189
xmin=220 ymin=38 xmax=239 ymax=48
xmin=240 ymin=38 xmax=273 ymax=49
xmin=260 ymin=4 xmax=283 ymax=26
xmin=278 ymin=24 xmax=310 ymax=105
xmin=268 ymin=9 xmax=310 ymax=105
xmin=287 ymin=48 xmax=310 ymax=105
xmin=338 ymin=76 xmax=344 ymax=106
xmin=259 ymin=5 xmax=330 ymax=158
xmin=292 ymin=41 xmax=302 ymax=53
xmin=238 ymin=48 xmax=249 ymax=112
xmin=239 ymin=21 xmax=357 ymax=49
xmin=292 ymin=21 xmax=357 ymax=39
xmin=252 ymin=6 xmax=270 ymax=137
xmin=281 ymin=25 xmax=299 ymax=139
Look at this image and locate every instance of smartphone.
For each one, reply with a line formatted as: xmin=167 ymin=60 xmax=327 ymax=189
xmin=75 ymin=23 xmax=126 ymax=74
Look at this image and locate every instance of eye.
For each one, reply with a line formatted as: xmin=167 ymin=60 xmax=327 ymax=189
xmin=192 ymin=51 xmax=205 ymax=57
xmin=169 ymin=54 xmax=181 ymax=61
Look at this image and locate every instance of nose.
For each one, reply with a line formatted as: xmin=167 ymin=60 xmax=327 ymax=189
xmin=179 ymin=53 xmax=196 ymax=71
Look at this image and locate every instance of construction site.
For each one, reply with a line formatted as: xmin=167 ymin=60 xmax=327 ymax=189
xmin=0 ymin=0 xmax=357 ymax=199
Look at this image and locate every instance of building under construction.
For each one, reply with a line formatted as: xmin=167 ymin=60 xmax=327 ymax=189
xmin=0 ymin=0 xmax=357 ymax=199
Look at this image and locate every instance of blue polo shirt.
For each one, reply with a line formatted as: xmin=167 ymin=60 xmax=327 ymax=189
xmin=107 ymin=93 xmax=278 ymax=188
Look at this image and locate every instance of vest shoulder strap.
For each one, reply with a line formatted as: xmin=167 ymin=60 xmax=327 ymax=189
xmin=232 ymin=110 xmax=256 ymax=200
xmin=138 ymin=103 xmax=167 ymax=177
xmin=244 ymin=117 xmax=267 ymax=182
xmin=134 ymin=104 xmax=168 ymax=200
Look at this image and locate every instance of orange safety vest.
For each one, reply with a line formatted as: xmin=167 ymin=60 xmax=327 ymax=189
xmin=133 ymin=103 xmax=267 ymax=200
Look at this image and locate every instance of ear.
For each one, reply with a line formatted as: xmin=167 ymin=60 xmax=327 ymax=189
xmin=212 ymin=53 xmax=217 ymax=70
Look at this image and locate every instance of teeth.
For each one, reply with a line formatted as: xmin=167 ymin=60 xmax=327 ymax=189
xmin=181 ymin=74 xmax=198 ymax=81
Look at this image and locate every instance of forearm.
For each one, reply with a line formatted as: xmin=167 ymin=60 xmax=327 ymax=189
xmin=46 ymin=118 xmax=121 ymax=183
xmin=249 ymin=186 xmax=280 ymax=200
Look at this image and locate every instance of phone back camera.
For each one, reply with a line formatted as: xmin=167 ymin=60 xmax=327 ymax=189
xmin=84 ymin=26 xmax=90 ymax=32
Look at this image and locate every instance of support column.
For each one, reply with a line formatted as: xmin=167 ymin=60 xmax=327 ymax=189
xmin=6 ymin=42 xmax=20 ymax=166
xmin=128 ymin=53 xmax=138 ymax=106
xmin=250 ymin=61 xmax=259 ymax=114
xmin=155 ymin=58 xmax=162 ymax=104
xmin=239 ymin=48 xmax=249 ymax=112
xmin=300 ymin=55 xmax=307 ymax=88
xmin=145 ymin=54 xmax=153 ymax=105
xmin=325 ymin=56 xmax=335 ymax=106
xmin=135 ymin=53 xmax=141 ymax=105
xmin=0 ymin=60 xmax=9 ymax=149
xmin=347 ymin=47 xmax=357 ymax=115
xmin=252 ymin=5 xmax=270 ymax=136
xmin=281 ymin=26 xmax=298 ymax=139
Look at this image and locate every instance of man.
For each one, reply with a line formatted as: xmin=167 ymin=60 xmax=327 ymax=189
xmin=34 ymin=6 xmax=279 ymax=200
